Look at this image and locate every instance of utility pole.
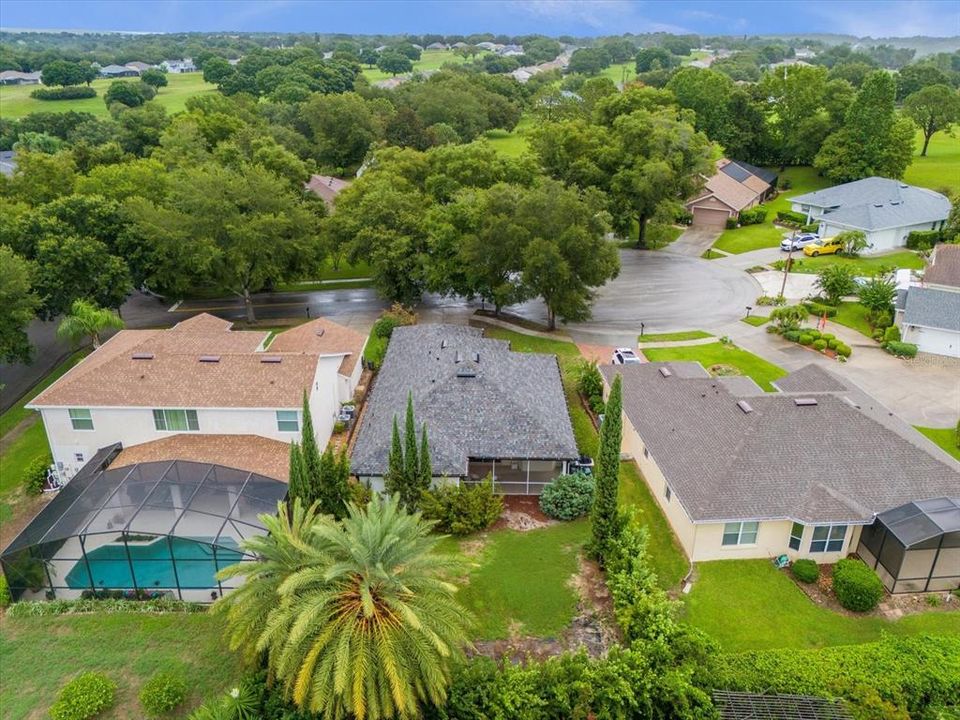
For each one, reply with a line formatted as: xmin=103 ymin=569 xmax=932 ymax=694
xmin=779 ymin=228 xmax=797 ymax=300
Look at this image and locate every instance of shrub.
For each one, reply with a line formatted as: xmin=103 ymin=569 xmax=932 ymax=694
xmin=347 ymin=480 xmax=373 ymax=507
xmin=756 ymin=294 xmax=786 ymax=306
xmin=31 ymin=85 xmax=97 ymax=100
xmin=6 ymin=598 xmax=203 ymax=617
xmin=883 ymin=341 xmax=918 ymax=358
xmin=827 ymin=338 xmax=839 ymax=350
xmin=833 ymin=558 xmax=884 ymax=612
xmin=23 ymin=457 xmax=49 ymax=495
xmin=140 ymin=670 xmax=187 ymax=717
xmin=801 ymin=222 xmax=820 ymax=233
xmin=791 ymin=559 xmax=820 ymax=583
xmin=803 ymin=301 xmax=838 ymax=318
xmin=783 ymin=330 xmax=801 ymax=342
xmin=539 ymin=473 xmax=594 ymax=520
xmin=0 ymin=573 xmax=10 ymax=608
xmin=821 ymin=333 xmax=835 ymax=341
xmin=49 ymin=672 xmax=117 ymax=720
xmin=371 ymin=303 xmax=416 ymax=340
xmin=779 ymin=177 xmax=793 ymax=190
xmin=675 ymin=208 xmax=693 ymax=225
xmin=798 ymin=333 xmax=814 ymax=346
xmin=420 ymin=477 xmax=503 ymax=535
xmin=867 ymin=308 xmax=892 ymax=330
xmin=725 ymin=216 xmax=738 ymax=230
xmin=738 ymin=206 xmax=768 ymax=225
xmin=906 ymin=229 xmax=941 ymax=250
xmin=883 ymin=325 xmax=901 ymax=343
xmin=835 ymin=343 xmax=852 ymax=358
xmin=575 ymin=360 xmax=605 ymax=414
xmin=812 ymin=339 xmax=827 ymax=351
xmin=776 ymin=210 xmax=807 ymax=225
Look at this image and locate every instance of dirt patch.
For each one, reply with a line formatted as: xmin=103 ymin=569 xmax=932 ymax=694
xmin=708 ymin=363 xmax=742 ymax=377
xmin=0 ymin=415 xmax=39 ymax=454
xmin=458 ymin=537 xmax=487 ymax=558
xmin=491 ymin=496 xmax=555 ymax=532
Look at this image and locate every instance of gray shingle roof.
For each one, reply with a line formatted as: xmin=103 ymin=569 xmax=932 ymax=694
xmin=902 ymin=286 xmax=960 ymax=332
xmin=602 ymin=362 xmax=959 ymax=524
xmin=351 ymin=325 xmax=579 ymax=477
xmin=790 ymin=177 xmax=950 ymax=232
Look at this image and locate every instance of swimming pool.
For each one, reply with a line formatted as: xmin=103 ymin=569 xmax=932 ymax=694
xmin=64 ymin=536 xmax=244 ymax=590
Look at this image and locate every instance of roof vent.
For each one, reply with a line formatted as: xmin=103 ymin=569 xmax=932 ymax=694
xmin=456 ymin=367 xmax=476 ymax=378
xmin=658 ymin=367 xmax=672 ymax=378
xmin=890 ymin=200 xmax=901 ymax=205
xmin=794 ymin=397 xmax=818 ymax=406
xmin=199 ymin=355 xmax=220 ymax=363
xmin=473 ymin=352 xmax=480 ymax=363
xmin=454 ymin=351 xmax=462 ymax=364
xmin=260 ymin=356 xmax=282 ymax=364
xmin=873 ymin=203 xmax=883 ymax=208
xmin=131 ymin=352 xmax=154 ymax=360
xmin=737 ymin=400 xmax=753 ymax=414
xmin=315 ymin=328 xmax=325 ymax=337
xmin=441 ymin=339 xmax=447 ymax=349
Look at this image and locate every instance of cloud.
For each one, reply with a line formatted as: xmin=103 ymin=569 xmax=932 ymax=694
xmin=805 ymin=0 xmax=952 ymax=38
xmin=501 ymin=0 xmax=689 ymax=33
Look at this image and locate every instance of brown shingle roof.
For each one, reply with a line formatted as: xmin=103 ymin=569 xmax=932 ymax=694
xmin=268 ymin=318 xmax=366 ymax=376
xmin=112 ymin=434 xmax=290 ymax=481
xmin=687 ymin=159 xmax=771 ymax=212
xmin=29 ymin=313 xmax=361 ymax=409
xmin=924 ymin=244 xmax=960 ymax=288
xmin=305 ymin=175 xmax=351 ymax=206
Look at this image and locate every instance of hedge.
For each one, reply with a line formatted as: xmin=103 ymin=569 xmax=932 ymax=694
xmin=803 ymin=301 xmax=837 ymax=318
xmin=906 ymin=229 xmax=941 ymax=250
xmin=31 ymin=85 xmax=97 ymax=100
xmin=776 ymin=210 xmax=807 ymax=225
xmin=738 ymin=206 xmax=768 ymax=225
xmin=883 ymin=341 xmax=918 ymax=358
xmin=801 ymin=222 xmax=820 ymax=233
xmin=832 ymin=558 xmax=884 ymax=612
xmin=714 ymin=635 xmax=960 ymax=715
xmin=6 ymin=598 xmax=205 ymax=616
xmin=725 ymin=216 xmax=738 ymax=230
xmin=791 ymin=559 xmax=819 ymax=583
xmin=539 ymin=473 xmax=594 ymax=521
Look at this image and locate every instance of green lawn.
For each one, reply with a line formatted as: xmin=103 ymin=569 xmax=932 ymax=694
xmin=827 ymin=302 xmax=873 ymax=338
xmin=684 ymin=560 xmax=960 ymax=652
xmin=484 ymin=113 xmax=533 ymax=158
xmin=779 ymin=250 xmax=925 ymax=276
xmin=599 ymin=61 xmax=637 ymax=86
xmin=0 ymin=73 xmax=216 ymax=119
xmin=637 ymin=330 xmax=713 ymax=343
xmin=0 ymin=611 xmax=241 ymax=719
xmin=904 ymin=128 xmax=960 ymax=195
xmin=642 ymin=341 xmax=787 ymax=392
xmin=360 ymin=49 xmax=469 ymax=83
xmin=712 ymin=167 xmax=832 ymax=255
xmin=741 ymin=315 xmax=769 ymax=327
xmin=915 ymin=425 xmax=960 ymax=461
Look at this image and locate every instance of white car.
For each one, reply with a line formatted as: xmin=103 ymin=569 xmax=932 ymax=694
xmin=780 ymin=233 xmax=820 ymax=252
xmin=611 ymin=348 xmax=641 ymax=365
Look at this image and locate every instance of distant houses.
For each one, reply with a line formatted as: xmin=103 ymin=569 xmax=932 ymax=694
xmin=0 ymin=70 xmax=42 ymax=85
xmin=161 ymin=58 xmax=197 ymax=73
xmin=99 ymin=64 xmax=141 ymax=78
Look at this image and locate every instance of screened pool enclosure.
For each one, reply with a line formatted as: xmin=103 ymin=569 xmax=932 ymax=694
xmin=857 ymin=497 xmax=960 ymax=594
xmin=1 ymin=445 xmax=288 ymax=602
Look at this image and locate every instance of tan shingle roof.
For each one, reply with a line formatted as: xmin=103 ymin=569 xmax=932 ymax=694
xmin=268 ymin=318 xmax=366 ymax=376
xmin=924 ymin=244 xmax=960 ymax=288
xmin=29 ymin=313 xmax=361 ymax=409
xmin=112 ymin=434 xmax=290 ymax=481
xmin=305 ymin=175 xmax=351 ymax=206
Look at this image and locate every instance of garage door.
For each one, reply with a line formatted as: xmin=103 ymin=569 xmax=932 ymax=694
xmin=691 ymin=207 xmax=730 ymax=228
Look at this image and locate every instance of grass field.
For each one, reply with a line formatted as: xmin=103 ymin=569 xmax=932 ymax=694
xmin=712 ymin=167 xmax=832 ymax=255
xmin=0 ymin=611 xmax=240 ymax=719
xmin=778 ymin=250 xmax=925 ymax=276
xmin=360 ymin=49 xmax=469 ymax=83
xmin=642 ymin=341 xmax=787 ymax=392
xmin=485 ymin=113 xmax=533 ymax=158
xmin=904 ymin=128 xmax=960 ymax=194
xmin=0 ymin=73 xmax=216 ymax=119
xmin=637 ymin=330 xmax=712 ymax=343
xmin=684 ymin=560 xmax=960 ymax=652
xmin=915 ymin=425 xmax=960 ymax=461
xmin=826 ymin=301 xmax=873 ymax=338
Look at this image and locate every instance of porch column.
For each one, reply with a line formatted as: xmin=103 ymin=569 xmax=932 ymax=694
xmin=525 ymin=460 xmax=530 ymax=495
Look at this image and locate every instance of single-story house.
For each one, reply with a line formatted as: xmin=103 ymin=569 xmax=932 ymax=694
xmin=895 ymin=243 xmax=960 ymax=358
xmin=351 ymin=324 xmax=579 ymax=494
xmin=161 ymin=58 xmax=196 ymax=73
xmin=305 ymin=174 xmax=351 ymax=209
xmin=599 ymin=362 xmax=960 ymax=586
xmin=426 ymin=42 xmax=449 ymax=50
xmin=0 ymin=70 xmax=42 ymax=85
xmin=124 ymin=61 xmax=154 ymax=72
xmin=685 ymin=159 xmax=777 ymax=228
xmin=790 ymin=177 xmax=950 ymax=253
xmin=100 ymin=64 xmax=140 ymax=77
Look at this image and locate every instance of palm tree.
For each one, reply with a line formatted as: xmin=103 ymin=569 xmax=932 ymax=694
xmin=56 ymin=299 xmax=124 ymax=348
xmin=215 ymin=496 xmax=471 ymax=720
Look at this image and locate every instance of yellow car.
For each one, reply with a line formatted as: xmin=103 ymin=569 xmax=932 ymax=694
xmin=803 ymin=237 xmax=844 ymax=257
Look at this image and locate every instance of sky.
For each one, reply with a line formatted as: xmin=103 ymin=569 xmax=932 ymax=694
xmin=0 ymin=0 xmax=956 ymax=38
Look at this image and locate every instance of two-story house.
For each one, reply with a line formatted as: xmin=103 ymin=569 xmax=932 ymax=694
xmin=28 ymin=314 xmax=366 ymax=480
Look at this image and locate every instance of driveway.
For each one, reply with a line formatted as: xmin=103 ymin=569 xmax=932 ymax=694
xmin=665 ymin=226 xmax=722 ymax=257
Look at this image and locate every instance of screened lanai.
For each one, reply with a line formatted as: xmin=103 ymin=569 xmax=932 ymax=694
xmin=857 ymin=497 xmax=960 ymax=593
xmin=1 ymin=445 xmax=288 ymax=602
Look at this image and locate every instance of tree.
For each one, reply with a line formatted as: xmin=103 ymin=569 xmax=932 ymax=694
xmin=215 ymin=496 xmax=471 ymax=720
xmin=377 ymin=51 xmax=413 ymax=76
xmin=317 ymin=447 xmax=349 ymax=519
xmin=33 ymin=236 xmax=131 ymax=318
xmin=858 ymin=277 xmax=896 ymax=313
xmin=815 ymin=71 xmax=915 ymax=183
xmin=903 ymin=85 xmax=960 ymax=157
xmin=287 ymin=441 xmax=308 ymax=503
xmin=56 ymin=299 xmax=124 ymax=348
xmin=635 ymin=47 xmax=678 ymax=73
xmin=403 ymin=392 xmax=419 ymax=494
xmin=140 ymin=68 xmax=168 ymax=88
xmin=104 ymin=80 xmax=152 ymax=108
xmin=836 ymin=229 xmax=870 ymax=257
xmin=41 ymin=59 xmax=94 ymax=87
xmin=770 ymin=304 xmax=807 ymax=331
xmin=419 ymin=423 xmax=432 ymax=492
xmin=591 ymin=373 xmax=623 ymax=566
xmin=568 ymin=47 xmax=612 ymax=76
xmin=896 ymin=63 xmax=949 ymax=101
xmin=0 ymin=246 xmax=40 ymax=364
xmin=202 ymin=56 xmax=235 ymax=86
xmin=302 ymin=92 xmax=383 ymax=169
xmin=760 ymin=64 xmax=828 ymax=165
xmin=815 ymin=264 xmax=858 ymax=305
xmin=665 ymin=67 xmax=734 ymax=141
xmin=299 ymin=392 xmax=323 ymax=504
xmin=384 ymin=416 xmax=406 ymax=501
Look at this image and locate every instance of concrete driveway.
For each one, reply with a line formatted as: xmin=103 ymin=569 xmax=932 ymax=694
xmin=665 ymin=226 xmax=722 ymax=257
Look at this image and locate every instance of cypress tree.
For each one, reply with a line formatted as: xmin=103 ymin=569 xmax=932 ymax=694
xmin=591 ymin=374 xmax=624 ymax=566
xmin=300 ymin=392 xmax=322 ymax=504
xmin=403 ymin=392 xmax=419 ymax=490
xmin=418 ymin=423 xmax=432 ymax=492
xmin=317 ymin=447 xmax=348 ymax=519
xmin=384 ymin=415 xmax=404 ymax=498
xmin=287 ymin=441 xmax=306 ymax=502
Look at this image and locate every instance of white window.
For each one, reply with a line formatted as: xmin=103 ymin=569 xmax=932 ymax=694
xmin=74 ymin=452 xmax=84 ymax=463
xmin=69 ymin=408 xmax=94 ymax=430
xmin=789 ymin=522 xmax=804 ymax=551
xmin=722 ymin=521 xmax=759 ymax=546
xmin=153 ymin=409 xmax=199 ymax=432
xmin=276 ymin=410 xmax=299 ymax=432
xmin=810 ymin=525 xmax=846 ymax=553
